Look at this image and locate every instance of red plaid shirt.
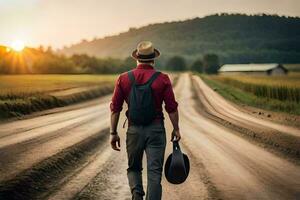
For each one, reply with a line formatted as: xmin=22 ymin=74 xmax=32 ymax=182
xmin=110 ymin=64 xmax=178 ymax=120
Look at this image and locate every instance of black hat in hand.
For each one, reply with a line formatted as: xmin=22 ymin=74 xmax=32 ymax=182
xmin=164 ymin=140 xmax=190 ymax=184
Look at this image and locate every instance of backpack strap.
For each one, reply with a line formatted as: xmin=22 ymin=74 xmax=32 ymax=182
xmin=146 ymin=71 xmax=161 ymax=85
xmin=128 ymin=71 xmax=135 ymax=85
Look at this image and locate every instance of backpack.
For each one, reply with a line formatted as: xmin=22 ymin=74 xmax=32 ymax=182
xmin=127 ymin=70 xmax=161 ymax=126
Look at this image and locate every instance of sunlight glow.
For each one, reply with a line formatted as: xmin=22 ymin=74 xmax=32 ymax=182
xmin=10 ymin=40 xmax=25 ymax=52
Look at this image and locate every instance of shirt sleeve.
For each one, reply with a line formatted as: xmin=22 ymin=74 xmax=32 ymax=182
xmin=163 ymin=74 xmax=178 ymax=113
xmin=110 ymin=75 xmax=125 ymax=113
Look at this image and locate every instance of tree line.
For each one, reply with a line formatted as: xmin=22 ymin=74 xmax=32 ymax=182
xmin=0 ymin=46 xmax=135 ymax=74
xmin=0 ymin=45 xmax=219 ymax=74
xmin=165 ymin=54 xmax=219 ymax=74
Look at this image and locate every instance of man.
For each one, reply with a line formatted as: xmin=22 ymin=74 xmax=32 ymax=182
xmin=110 ymin=41 xmax=181 ymax=200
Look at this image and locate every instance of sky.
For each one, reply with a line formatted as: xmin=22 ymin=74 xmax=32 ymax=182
xmin=0 ymin=0 xmax=299 ymax=49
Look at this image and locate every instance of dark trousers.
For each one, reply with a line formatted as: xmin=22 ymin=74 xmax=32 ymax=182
xmin=126 ymin=122 xmax=166 ymax=200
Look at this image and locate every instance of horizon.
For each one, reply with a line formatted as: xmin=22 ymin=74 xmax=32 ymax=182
xmin=1 ymin=0 xmax=300 ymax=49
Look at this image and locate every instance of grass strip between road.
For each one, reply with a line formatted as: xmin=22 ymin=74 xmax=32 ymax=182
xmin=0 ymin=84 xmax=114 ymax=119
xmin=0 ymin=128 xmax=109 ymax=200
xmin=200 ymin=74 xmax=300 ymax=115
xmin=191 ymin=76 xmax=300 ymax=163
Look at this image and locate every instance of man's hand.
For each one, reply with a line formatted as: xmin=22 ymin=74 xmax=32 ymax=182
xmin=110 ymin=134 xmax=121 ymax=151
xmin=171 ymin=129 xmax=181 ymax=141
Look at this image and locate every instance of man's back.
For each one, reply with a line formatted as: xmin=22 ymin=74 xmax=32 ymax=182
xmin=110 ymin=63 xmax=178 ymax=120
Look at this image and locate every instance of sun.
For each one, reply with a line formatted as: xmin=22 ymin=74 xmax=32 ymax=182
xmin=10 ymin=40 xmax=25 ymax=52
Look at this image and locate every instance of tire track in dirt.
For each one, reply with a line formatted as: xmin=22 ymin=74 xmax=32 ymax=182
xmin=0 ymin=128 xmax=110 ymax=200
xmin=48 ymin=145 xmax=113 ymax=200
xmin=74 ymin=126 xmax=132 ymax=200
xmin=191 ymin=75 xmax=300 ymax=161
xmin=0 ymin=113 xmax=110 ymax=183
xmin=0 ymin=109 xmax=105 ymax=149
xmin=0 ymin=112 xmax=102 ymax=162
xmin=192 ymin=75 xmax=300 ymax=137
xmin=0 ymin=103 xmax=107 ymax=140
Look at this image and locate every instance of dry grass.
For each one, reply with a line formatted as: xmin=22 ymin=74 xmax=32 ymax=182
xmin=201 ymin=73 xmax=300 ymax=115
xmin=0 ymin=74 xmax=116 ymax=97
xmin=208 ymin=73 xmax=300 ymax=103
xmin=0 ymin=75 xmax=116 ymax=119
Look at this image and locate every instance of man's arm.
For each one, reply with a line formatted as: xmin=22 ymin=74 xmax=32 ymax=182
xmin=111 ymin=112 xmax=120 ymax=133
xmin=168 ymin=110 xmax=181 ymax=141
xmin=110 ymin=112 xmax=121 ymax=151
xmin=109 ymin=75 xmax=124 ymax=151
xmin=163 ymin=74 xmax=181 ymax=141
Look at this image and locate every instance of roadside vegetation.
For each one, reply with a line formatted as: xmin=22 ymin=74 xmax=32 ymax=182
xmin=200 ymin=73 xmax=300 ymax=115
xmin=0 ymin=75 xmax=116 ymax=119
xmin=0 ymin=46 xmax=136 ymax=74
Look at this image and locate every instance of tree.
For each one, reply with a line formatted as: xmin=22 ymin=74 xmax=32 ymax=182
xmin=71 ymin=54 xmax=98 ymax=73
xmin=122 ymin=56 xmax=136 ymax=72
xmin=203 ymin=54 xmax=219 ymax=74
xmin=46 ymin=46 xmax=53 ymax=54
xmin=166 ymin=56 xmax=187 ymax=71
xmin=190 ymin=59 xmax=203 ymax=72
xmin=38 ymin=45 xmax=45 ymax=53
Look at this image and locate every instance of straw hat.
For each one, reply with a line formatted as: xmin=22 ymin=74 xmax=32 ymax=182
xmin=131 ymin=41 xmax=160 ymax=61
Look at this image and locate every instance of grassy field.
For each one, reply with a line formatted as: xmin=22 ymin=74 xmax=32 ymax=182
xmin=0 ymin=75 xmax=116 ymax=119
xmin=201 ymin=73 xmax=300 ymax=115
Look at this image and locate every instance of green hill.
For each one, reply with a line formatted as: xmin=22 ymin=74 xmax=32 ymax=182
xmin=61 ymin=14 xmax=300 ymax=64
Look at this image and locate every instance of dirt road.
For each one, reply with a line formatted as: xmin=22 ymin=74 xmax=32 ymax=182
xmin=0 ymin=73 xmax=299 ymax=200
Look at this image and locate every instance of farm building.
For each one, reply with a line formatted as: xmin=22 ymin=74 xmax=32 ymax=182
xmin=218 ymin=64 xmax=288 ymax=75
